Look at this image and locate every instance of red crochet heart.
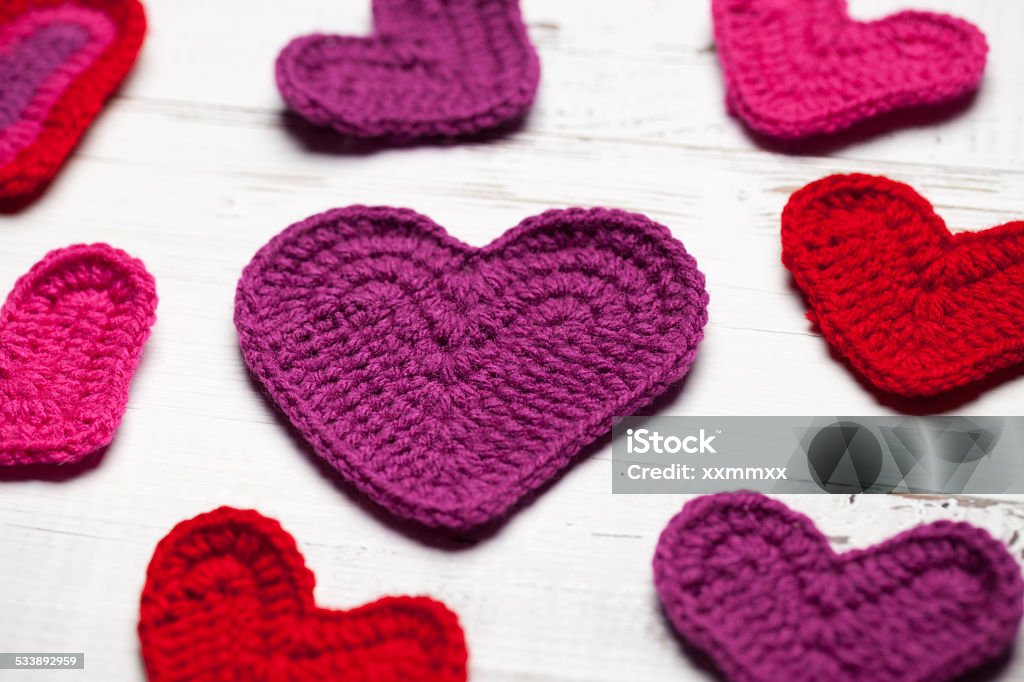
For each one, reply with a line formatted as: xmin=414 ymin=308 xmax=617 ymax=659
xmin=783 ymin=174 xmax=1024 ymax=397
xmin=139 ymin=507 xmax=468 ymax=682
xmin=712 ymin=0 xmax=988 ymax=139
xmin=0 ymin=0 xmax=145 ymax=202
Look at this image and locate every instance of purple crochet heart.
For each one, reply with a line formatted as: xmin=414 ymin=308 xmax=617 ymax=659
xmin=654 ymin=493 xmax=1024 ymax=682
xmin=275 ymin=0 xmax=540 ymax=141
xmin=236 ymin=207 xmax=708 ymax=532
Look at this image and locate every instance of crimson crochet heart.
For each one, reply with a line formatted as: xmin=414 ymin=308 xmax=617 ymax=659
xmin=711 ymin=0 xmax=988 ymax=139
xmin=0 ymin=244 xmax=157 ymax=466
xmin=235 ymin=207 xmax=708 ymax=532
xmin=139 ymin=507 xmax=468 ymax=682
xmin=0 ymin=0 xmax=146 ymax=202
xmin=275 ymin=0 xmax=540 ymax=140
xmin=654 ymin=493 xmax=1024 ymax=682
xmin=783 ymin=174 xmax=1024 ymax=397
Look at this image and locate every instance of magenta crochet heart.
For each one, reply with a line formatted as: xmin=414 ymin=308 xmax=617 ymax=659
xmin=0 ymin=244 xmax=157 ymax=466
xmin=654 ymin=493 xmax=1024 ymax=682
xmin=275 ymin=0 xmax=540 ymax=141
xmin=236 ymin=207 xmax=708 ymax=532
xmin=712 ymin=0 xmax=988 ymax=139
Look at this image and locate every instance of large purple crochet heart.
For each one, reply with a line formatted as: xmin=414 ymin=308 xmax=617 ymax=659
xmin=236 ymin=207 xmax=708 ymax=532
xmin=654 ymin=493 xmax=1024 ymax=682
xmin=275 ymin=0 xmax=540 ymax=140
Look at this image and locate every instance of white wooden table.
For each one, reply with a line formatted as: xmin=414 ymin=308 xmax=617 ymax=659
xmin=1 ymin=1 xmax=1023 ymax=680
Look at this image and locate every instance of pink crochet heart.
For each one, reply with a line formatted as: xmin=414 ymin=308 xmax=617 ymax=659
xmin=712 ymin=0 xmax=988 ymax=139
xmin=236 ymin=207 xmax=708 ymax=532
xmin=654 ymin=493 xmax=1024 ymax=682
xmin=0 ymin=244 xmax=157 ymax=466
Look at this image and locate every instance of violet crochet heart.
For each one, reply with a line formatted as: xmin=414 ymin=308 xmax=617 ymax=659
xmin=0 ymin=244 xmax=157 ymax=466
xmin=236 ymin=207 xmax=708 ymax=532
xmin=654 ymin=493 xmax=1024 ymax=682
xmin=275 ymin=0 xmax=540 ymax=140
xmin=711 ymin=0 xmax=988 ymax=139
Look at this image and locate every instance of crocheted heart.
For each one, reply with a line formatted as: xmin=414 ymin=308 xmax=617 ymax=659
xmin=712 ymin=0 xmax=988 ymax=139
xmin=236 ymin=207 xmax=708 ymax=531
xmin=654 ymin=493 xmax=1024 ymax=682
xmin=783 ymin=174 xmax=1024 ymax=397
xmin=275 ymin=0 xmax=540 ymax=140
xmin=139 ymin=507 xmax=468 ymax=682
xmin=0 ymin=244 xmax=156 ymax=466
xmin=0 ymin=0 xmax=145 ymax=202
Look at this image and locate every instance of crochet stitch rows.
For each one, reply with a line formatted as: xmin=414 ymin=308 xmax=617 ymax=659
xmin=236 ymin=207 xmax=708 ymax=532
xmin=276 ymin=0 xmax=540 ymax=140
xmin=711 ymin=0 xmax=988 ymax=139
xmin=782 ymin=174 xmax=1024 ymax=397
xmin=653 ymin=492 xmax=1024 ymax=682
xmin=0 ymin=244 xmax=157 ymax=466
xmin=0 ymin=0 xmax=146 ymax=202
xmin=139 ymin=507 xmax=468 ymax=682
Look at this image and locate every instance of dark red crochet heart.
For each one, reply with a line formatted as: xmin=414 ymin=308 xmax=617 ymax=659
xmin=782 ymin=174 xmax=1024 ymax=397
xmin=139 ymin=507 xmax=468 ymax=682
xmin=0 ymin=0 xmax=145 ymax=202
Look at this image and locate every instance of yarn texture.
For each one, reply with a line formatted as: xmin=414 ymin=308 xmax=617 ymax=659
xmin=139 ymin=507 xmax=468 ymax=682
xmin=653 ymin=492 xmax=1024 ymax=682
xmin=782 ymin=174 xmax=1024 ymax=397
xmin=275 ymin=0 xmax=540 ymax=141
xmin=711 ymin=0 xmax=987 ymax=139
xmin=236 ymin=207 xmax=708 ymax=532
xmin=0 ymin=244 xmax=156 ymax=466
xmin=0 ymin=0 xmax=146 ymax=201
